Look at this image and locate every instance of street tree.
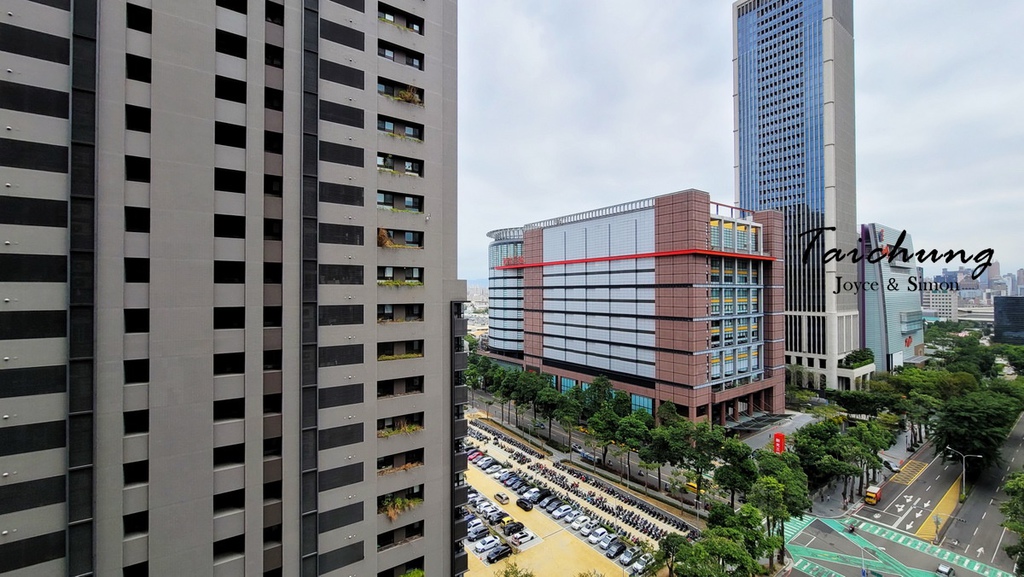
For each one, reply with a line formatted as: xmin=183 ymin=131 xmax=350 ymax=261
xmin=534 ymin=385 xmax=562 ymax=441
xmin=933 ymin=390 xmax=1019 ymax=472
xmin=494 ymin=562 xmax=535 ymax=577
xmin=654 ymin=532 xmax=689 ymax=577
xmin=615 ymin=411 xmax=652 ymax=481
xmin=714 ymin=436 xmax=758 ymax=507
xmin=587 ymin=402 xmax=620 ymax=465
xmin=582 ymin=375 xmax=613 ymax=416
xmin=555 ymin=388 xmax=584 ymax=460
xmin=999 ymin=472 xmax=1024 ymax=575
xmin=612 ymin=389 xmax=633 ymax=418
xmin=748 ymin=475 xmax=787 ymax=570
xmin=657 ymin=400 xmax=681 ymax=426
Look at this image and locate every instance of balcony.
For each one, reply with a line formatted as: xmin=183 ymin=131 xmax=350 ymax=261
xmin=453 ymin=385 xmax=468 ymax=405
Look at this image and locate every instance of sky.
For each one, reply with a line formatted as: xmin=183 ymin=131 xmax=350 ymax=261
xmin=455 ymin=1 xmax=1024 ymax=285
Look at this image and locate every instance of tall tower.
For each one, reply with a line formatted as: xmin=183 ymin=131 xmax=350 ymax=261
xmin=733 ymin=0 xmax=859 ymax=388
xmin=0 ymin=1 xmax=466 ymax=576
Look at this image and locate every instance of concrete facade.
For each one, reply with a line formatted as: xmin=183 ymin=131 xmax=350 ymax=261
xmin=0 ymin=1 xmax=465 ymax=576
xmin=733 ymin=0 xmax=860 ymax=388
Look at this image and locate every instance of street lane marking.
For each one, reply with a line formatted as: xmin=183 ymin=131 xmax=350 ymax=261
xmin=916 ymin=478 xmax=960 ymax=541
xmin=889 ymin=459 xmax=928 ymax=485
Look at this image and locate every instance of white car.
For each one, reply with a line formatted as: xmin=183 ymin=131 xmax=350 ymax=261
xmin=552 ymin=504 xmax=574 ymax=519
xmin=510 ymin=530 xmax=534 ymax=546
xmin=580 ymin=521 xmax=598 ymax=537
xmin=474 ymin=535 xmax=500 ymax=553
xmin=599 ymin=533 xmax=616 ymax=549
xmin=493 ymin=468 xmax=510 ymax=478
xmin=485 ymin=464 xmax=502 ymax=475
xmin=563 ymin=509 xmax=580 ymax=523
xmin=477 ymin=502 xmax=496 ymax=515
xmin=587 ymin=527 xmax=608 ymax=544
xmin=523 ymin=488 xmax=540 ymax=500
xmin=476 ymin=457 xmax=494 ymax=468
xmin=631 ymin=553 xmax=653 ymax=575
xmin=571 ymin=516 xmax=591 ymax=531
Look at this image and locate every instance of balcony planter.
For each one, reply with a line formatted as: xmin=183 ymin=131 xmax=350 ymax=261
xmin=377 ymin=461 xmax=424 ymax=476
xmin=377 ymin=424 xmax=423 ymax=438
xmin=378 ymin=496 xmax=424 ymax=521
xmin=376 ymin=280 xmax=423 ymax=287
xmin=377 ymin=353 xmax=424 ymax=362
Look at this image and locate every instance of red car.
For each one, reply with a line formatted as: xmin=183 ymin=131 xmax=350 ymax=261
xmin=469 ymin=451 xmax=485 ymax=462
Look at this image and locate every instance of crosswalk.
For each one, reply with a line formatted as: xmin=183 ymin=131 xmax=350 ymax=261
xmin=783 ymin=515 xmax=816 ymax=543
xmin=848 ymin=520 xmax=1015 ymax=577
xmin=792 ymin=557 xmax=846 ymax=577
xmin=887 ymin=460 xmax=927 ymax=485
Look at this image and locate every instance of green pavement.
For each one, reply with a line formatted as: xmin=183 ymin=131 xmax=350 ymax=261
xmin=784 ymin=517 xmax=1015 ymax=577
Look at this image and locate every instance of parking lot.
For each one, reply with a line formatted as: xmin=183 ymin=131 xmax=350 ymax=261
xmin=465 ymin=463 xmax=626 ymax=576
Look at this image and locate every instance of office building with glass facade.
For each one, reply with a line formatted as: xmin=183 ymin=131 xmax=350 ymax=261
xmin=733 ymin=0 xmax=860 ymax=388
xmin=859 ymin=224 xmax=926 ymax=373
xmin=487 ymin=190 xmax=785 ymax=426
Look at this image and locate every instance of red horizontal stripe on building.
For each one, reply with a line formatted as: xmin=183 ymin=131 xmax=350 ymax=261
xmin=494 ymin=248 xmax=776 ymax=270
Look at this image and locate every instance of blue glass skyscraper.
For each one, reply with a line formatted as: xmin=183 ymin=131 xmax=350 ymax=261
xmin=733 ymin=0 xmax=860 ymax=388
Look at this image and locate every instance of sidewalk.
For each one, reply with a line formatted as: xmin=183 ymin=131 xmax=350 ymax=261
xmin=809 ymin=427 xmax=929 ymax=518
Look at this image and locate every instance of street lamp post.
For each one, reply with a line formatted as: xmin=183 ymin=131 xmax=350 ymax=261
xmin=945 ymin=446 xmax=982 ymax=498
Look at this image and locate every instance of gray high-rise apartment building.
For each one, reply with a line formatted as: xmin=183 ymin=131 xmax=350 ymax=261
xmin=0 ymin=1 xmax=467 ymax=576
xmin=733 ymin=0 xmax=860 ymax=388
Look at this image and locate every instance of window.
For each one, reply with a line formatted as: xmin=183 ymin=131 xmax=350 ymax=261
xmin=124 ymin=206 xmax=150 ymax=233
xmin=125 ymin=105 xmax=151 ymax=133
xmin=404 ymin=125 xmax=421 ymax=139
xmin=376 ymin=77 xmax=423 ymax=105
xmin=214 ymin=307 xmax=246 ymax=329
xmin=215 ymin=30 xmax=247 ymax=59
xmin=215 ymin=261 xmax=245 ymax=283
xmin=124 ymin=309 xmax=149 ymax=333
xmin=125 ymin=54 xmax=151 ymax=83
xmin=126 ymin=4 xmax=152 ymax=33
xmin=216 ymin=75 xmax=246 ymax=104
xmin=125 ymin=155 xmax=150 ymax=182
xmin=214 ymin=214 xmax=246 ymax=238
xmin=124 ymin=258 xmax=149 ymax=283
xmin=377 ymin=119 xmax=394 ymax=132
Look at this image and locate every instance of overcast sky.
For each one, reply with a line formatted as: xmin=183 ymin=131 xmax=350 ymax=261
xmin=454 ymin=1 xmax=1024 ymax=285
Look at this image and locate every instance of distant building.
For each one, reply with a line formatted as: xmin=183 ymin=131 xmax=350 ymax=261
xmin=485 ymin=228 xmax=525 ymax=361
xmin=995 ymin=297 xmax=1024 ymax=345
xmin=922 ymin=290 xmax=959 ymax=321
xmin=859 ymin=224 xmax=926 ymax=371
xmin=487 ymin=190 xmax=785 ymax=427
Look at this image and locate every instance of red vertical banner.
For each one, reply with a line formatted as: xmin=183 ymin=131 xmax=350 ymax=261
xmin=773 ymin=432 xmax=785 ymax=453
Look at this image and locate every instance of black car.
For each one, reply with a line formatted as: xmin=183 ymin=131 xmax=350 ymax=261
xmin=486 ymin=545 xmax=513 ymax=564
xmin=503 ymin=521 xmax=525 ymax=536
xmin=605 ymin=540 xmax=627 ymax=559
xmin=515 ymin=498 xmax=534 ymax=511
xmin=466 ymin=526 xmax=489 ymax=542
xmin=538 ymin=496 xmax=555 ymax=509
xmin=531 ymin=489 xmax=553 ymax=504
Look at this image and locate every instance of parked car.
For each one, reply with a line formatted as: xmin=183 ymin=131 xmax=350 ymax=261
xmin=599 ymin=533 xmax=616 ymax=549
xmin=486 ymin=544 xmax=513 ymax=564
xmin=606 ymin=541 xmax=627 ymax=559
xmin=515 ymin=483 xmax=533 ymax=495
xmin=468 ymin=452 xmax=484 ymax=462
xmin=619 ymin=547 xmax=639 ymax=565
xmin=580 ymin=521 xmax=598 ymax=537
xmin=531 ymin=489 xmax=552 ymax=503
xmin=510 ymin=531 xmax=534 ymax=546
xmin=631 ymin=553 xmax=653 ymax=575
xmin=563 ymin=509 xmax=580 ymax=523
xmin=504 ymin=475 xmax=521 ymax=487
xmin=538 ymin=496 xmax=555 ymax=509
xmin=515 ymin=498 xmax=534 ymax=511
xmin=485 ymin=464 xmax=502 ymax=475
xmin=570 ymin=516 xmax=591 ymax=531
xmin=487 ymin=510 xmax=509 ymax=525
xmin=587 ymin=527 xmax=608 ymax=544
xmin=497 ymin=470 xmax=512 ymax=481
xmin=476 ymin=457 xmax=494 ymax=468
xmin=467 ymin=518 xmax=484 ymax=532
xmin=494 ymin=492 xmax=510 ymax=504
xmin=508 ymin=479 xmax=524 ymax=490
xmin=503 ymin=521 xmax=525 ymax=537
xmin=466 ymin=525 xmax=489 ymax=542
xmin=544 ymin=499 xmax=563 ymax=513
xmin=552 ymin=504 xmax=573 ymax=519
xmin=477 ymin=502 xmax=496 ymax=515
xmin=474 ymin=535 xmax=499 ymax=553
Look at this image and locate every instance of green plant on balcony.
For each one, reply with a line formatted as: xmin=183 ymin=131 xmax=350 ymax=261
xmin=378 ymin=495 xmax=424 ymax=521
xmin=395 ymin=86 xmax=422 ymax=105
xmin=399 ymin=570 xmax=424 ymax=577
xmin=377 ymin=352 xmax=425 ymax=361
xmin=376 ymin=280 xmax=424 ymax=287
xmin=377 ymin=423 xmax=423 ymax=438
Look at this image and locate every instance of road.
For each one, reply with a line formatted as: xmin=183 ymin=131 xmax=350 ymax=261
xmin=940 ymin=413 xmax=1024 ymax=573
xmin=854 ymin=449 xmax=963 ymax=540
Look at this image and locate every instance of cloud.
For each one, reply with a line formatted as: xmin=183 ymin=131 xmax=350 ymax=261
xmin=458 ymin=1 xmax=1024 ymax=281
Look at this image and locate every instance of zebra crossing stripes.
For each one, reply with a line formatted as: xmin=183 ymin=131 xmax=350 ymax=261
xmin=792 ymin=558 xmax=845 ymax=577
xmin=784 ymin=515 xmax=815 ymax=542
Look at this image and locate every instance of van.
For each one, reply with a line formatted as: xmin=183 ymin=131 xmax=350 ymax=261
xmin=936 ymin=563 xmax=956 ymax=576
